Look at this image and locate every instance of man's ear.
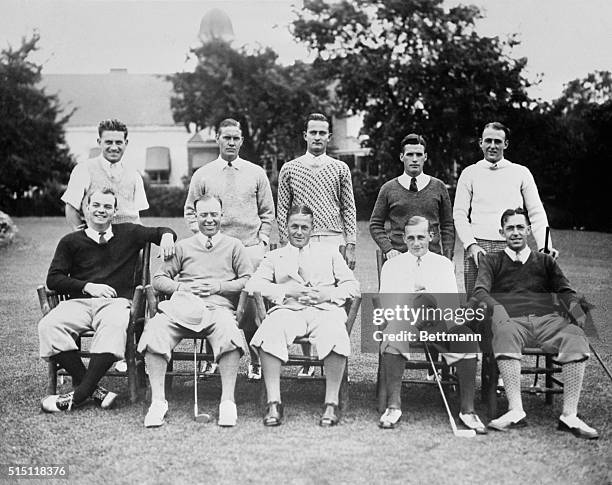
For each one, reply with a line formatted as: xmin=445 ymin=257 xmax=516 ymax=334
xmin=97 ymin=138 xmax=101 ymax=146
xmin=499 ymin=228 xmax=505 ymax=238
xmin=504 ymin=140 xmax=509 ymax=149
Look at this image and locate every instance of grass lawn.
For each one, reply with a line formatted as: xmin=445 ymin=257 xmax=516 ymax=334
xmin=1 ymin=218 xmax=610 ymax=484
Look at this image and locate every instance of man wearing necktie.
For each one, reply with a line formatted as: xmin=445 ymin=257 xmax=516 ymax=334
xmin=473 ymin=208 xmax=597 ymax=439
xmin=377 ymin=216 xmax=484 ymax=432
xmin=61 ymin=119 xmax=149 ymax=230
xmin=454 ymin=122 xmax=558 ymax=297
xmin=247 ymin=204 xmax=360 ymax=427
xmin=184 ymin=118 xmax=274 ymax=380
xmin=369 ymin=133 xmax=455 ymax=261
xmin=39 ymin=188 xmax=176 ymax=413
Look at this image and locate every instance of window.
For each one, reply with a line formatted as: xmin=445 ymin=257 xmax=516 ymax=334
xmin=145 ymin=147 xmax=171 ymax=185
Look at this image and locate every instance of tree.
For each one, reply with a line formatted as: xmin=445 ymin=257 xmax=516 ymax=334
xmin=291 ymin=0 xmax=534 ymax=181
xmin=0 ymin=33 xmax=74 ymax=213
xmin=553 ymin=70 xmax=612 ymax=115
xmin=168 ymin=40 xmax=331 ymax=165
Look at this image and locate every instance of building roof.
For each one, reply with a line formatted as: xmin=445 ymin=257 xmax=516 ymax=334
xmin=41 ymin=71 xmax=178 ymax=127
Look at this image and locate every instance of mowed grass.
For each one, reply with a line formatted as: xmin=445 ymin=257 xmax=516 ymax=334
xmin=0 ymin=218 xmax=611 ymax=485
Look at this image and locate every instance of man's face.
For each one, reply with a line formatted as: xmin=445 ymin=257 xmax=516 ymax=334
xmin=86 ymin=191 xmax=117 ymax=229
xmin=500 ymin=213 xmax=531 ymax=252
xmin=403 ymin=221 xmax=432 ymax=258
xmin=480 ymin=127 xmax=508 ymax=164
xmin=98 ymin=130 xmax=127 ymax=164
xmin=303 ymin=120 xmax=331 ymax=157
xmin=287 ymin=213 xmax=313 ymax=249
xmin=400 ymin=144 xmax=427 ymax=177
xmin=196 ymin=198 xmax=223 ymax=237
xmin=217 ymin=126 xmax=243 ymax=162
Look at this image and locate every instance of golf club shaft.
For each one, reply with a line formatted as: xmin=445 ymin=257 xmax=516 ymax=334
xmin=194 ymin=339 xmax=199 ymax=417
xmin=424 ymin=343 xmax=458 ymax=434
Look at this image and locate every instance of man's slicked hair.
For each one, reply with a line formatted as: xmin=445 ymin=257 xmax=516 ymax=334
xmin=86 ymin=187 xmax=118 ymax=209
xmin=98 ymin=119 xmax=128 ymax=139
xmin=217 ymin=118 xmax=242 ymax=133
xmin=304 ymin=113 xmax=330 ymax=132
xmin=404 ymin=215 xmax=431 ymax=232
xmin=194 ymin=194 xmax=223 ymax=211
xmin=287 ymin=204 xmax=314 ymax=223
xmin=400 ymin=133 xmax=427 ymax=152
xmin=482 ymin=121 xmax=510 ymax=140
xmin=500 ymin=207 xmax=530 ymax=228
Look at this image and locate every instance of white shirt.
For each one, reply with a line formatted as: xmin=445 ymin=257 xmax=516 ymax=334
xmin=398 ymin=172 xmax=431 ymax=192
xmin=84 ymin=226 xmax=114 ymax=244
xmin=504 ymin=246 xmax=531 ymax=264
xmin=196 ymin=231 xmax=225 ymax=249
xmin=302 ymin=152 xmax=332 ymax=169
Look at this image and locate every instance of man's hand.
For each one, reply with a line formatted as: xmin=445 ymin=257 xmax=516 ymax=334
xmin=467 ymin=244 xmax=487 ymax=267
xmin=285 ymin=283 xmax=311 ymax=300
xmin=492 ymin=304 xmax=511 ymax=326
xmin=385 ymin=249 xmax=401 ymax=259
xmin=539 ymin=247 xmax=560 ymax=260
xmin=190 ymin=282 xmax=221 ymax=297
xmin=303 ymin=286 xmax=334 ymax=305
xmin=568 ymin=301 xmax=586 ymax=328
xmin=83 ymin=283 xmax=117 ymax=298
xmin=344 ymin=243 xmax=356 ymax=270
xmin=158 ymin=233 xmax=176 ymax=260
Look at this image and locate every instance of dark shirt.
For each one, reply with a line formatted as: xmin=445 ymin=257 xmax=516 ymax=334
xmin=473 ymin=250 xmax=578 ymax=317
xmin=47 ymin=223 xmax=176 ymax=299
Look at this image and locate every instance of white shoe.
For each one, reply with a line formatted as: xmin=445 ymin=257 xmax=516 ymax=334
xmin=248 ymin=363 xmax=261 ymax=380
xmin=144 ymin=400 xmax=168 ymax=428
xmin=488 ymin=408 xmax=527 ymax=431
xmin=558 ymin=414 xmax=599 ymax=439
xmin=114 ymin=360 xmax=128 ymax=373
xmin=204 ymin=363 xmax=218 ymax=375
xmin=378 ymin=408 xmax=402 ymax=429
xmin=459 ymin=412 xmax=487 ymax=434
xmin=218 ymin=400 xmax=237 ymax=427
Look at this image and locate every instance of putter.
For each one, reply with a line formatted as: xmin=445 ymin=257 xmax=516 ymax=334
xmin=424 ymin=343 xmax=475 ymax=438
xmin=193 ymin=340 xmax=211 ymax=423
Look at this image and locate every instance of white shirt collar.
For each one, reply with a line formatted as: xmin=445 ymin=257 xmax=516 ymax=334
xmin=196 ymin=231 xmax=224 ymax=248
xmin=398 ymin=172 xmax=430 ymax=191
xmin=85 ymin=226 xmax=114 ymax=244
xmin=212 ymin=156 xmax=243 ymax=169
xmin=287 ymin=242 xmax=311 ymax=256
xmin=476 ymin=158 xmax=511 ymax=170
xmin=504 ymin=246 xmax=531 ymax=263
xmin=302 ymin=152 xmax=330 ymax=168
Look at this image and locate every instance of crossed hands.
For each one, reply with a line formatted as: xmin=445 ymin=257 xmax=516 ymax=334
xmin=181 ymin=281 xmax=221 ymax=297
xmin=285 ymin=283 xmax=333 ymax=305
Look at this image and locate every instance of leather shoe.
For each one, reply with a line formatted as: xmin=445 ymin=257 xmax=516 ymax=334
xmin=319 ymin=402 xmax=340 ymax=427
xmin=488 ymin=409 xmax=528 ymax=432
xmin=558 ymin=414 xmax=599 ymax=440
xmin=263 ymin=401 xmax=283 ymax=427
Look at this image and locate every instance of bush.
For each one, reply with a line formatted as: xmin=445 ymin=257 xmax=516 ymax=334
xmin=0 ymin=180 xmax=66 ymax=216
xmin=142 ymin=185 xmax=188 ymax=217
xmin=352 ymin=170 xmax=385 ymax=221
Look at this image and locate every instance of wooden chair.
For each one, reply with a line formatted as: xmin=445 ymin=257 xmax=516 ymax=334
xmin=36 ymin=243 xmax=151 ymax=403
xmin=143 ymin=285 xmax=251 ymax=392
xmin=374 ymin=249 xmax=458 ymax=412
xmin=248 ymin=289 xmax=361 ymax=410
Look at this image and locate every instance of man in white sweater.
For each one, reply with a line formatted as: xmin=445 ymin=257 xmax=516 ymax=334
xmin=453 ymin=122 xmax=558 ymax=296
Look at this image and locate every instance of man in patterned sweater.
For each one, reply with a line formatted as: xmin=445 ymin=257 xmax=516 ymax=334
xmin=473 ymin=208 xmax=598 ymax=439
xmin=139 ymin=195 xmax=252 ymax=428
xmin=62 ymin=119 xmax=149 ymax=229
xmin=370 ymin=133 xmax=454 ymax=261
xmin=277 ymin=113 xmax=357 ymax=375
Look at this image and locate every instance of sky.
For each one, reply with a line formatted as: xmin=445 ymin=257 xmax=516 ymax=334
xmin=1 ymin=0 xmax=611 ymax=101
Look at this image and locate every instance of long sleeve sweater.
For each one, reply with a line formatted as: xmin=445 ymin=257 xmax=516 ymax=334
xmin=277 ymin=154 xmax=357 ymax=244
xmin=473 ymin=250 xmax=578 ymax=317
xmin=369 ymin=177 xmax=454 ymax=258
xmin=453 ymin=159 xmax=550 ymax=250
xmin=47 ymin=223 xmax=176 ymax=299
xmin=184 ymin=157 xmax=274 ymax=246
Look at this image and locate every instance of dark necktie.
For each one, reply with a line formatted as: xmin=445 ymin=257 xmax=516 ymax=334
xmin=98 ymin=232 xmax=107 ymax=245
xmin=409 ymin=177 xmax=418 ymax=192
xmin=205 ymin=236 xmax=213 ymax=250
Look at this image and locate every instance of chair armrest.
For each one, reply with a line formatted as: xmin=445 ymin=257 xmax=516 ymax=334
xmin=37 ymin=285 xmax=52 ymax=316
xmin=144 ymin=284 xmax=158 ymax=318
xmin=344 ymin=296 xmax=362 ymax=335
xmin=130 ymin=285 xmax=144 ymax=318
xmin=235 ymin=289 xmax=249 ymax=325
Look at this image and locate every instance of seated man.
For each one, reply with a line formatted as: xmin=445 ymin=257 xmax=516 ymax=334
xmin=247 ymin=204 xmax=360 ymax=427
xmin=378 ymin=216 xmax=485 ymax=433
xmin=39 ymin=188 xmax=176 ymax=412
xmin=137 ymin=195 xmax=252 ymax=428
xmin=474 ymin=208 xmax=598 ymax=439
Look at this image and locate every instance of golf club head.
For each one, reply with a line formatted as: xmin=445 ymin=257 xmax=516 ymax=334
xmin=454 ymin=429 xmax=476 ymax=438
xmin=194 ymin=413 xmax=211 ymax=423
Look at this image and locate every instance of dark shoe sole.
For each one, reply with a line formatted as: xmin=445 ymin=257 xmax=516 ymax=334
xmin=488 ymin=418 xmax=528 ymax=432
xmin=557 ymin=420 xmax=599 ymax=440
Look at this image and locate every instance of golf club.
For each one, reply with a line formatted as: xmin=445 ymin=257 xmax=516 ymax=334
xmin=424 ymin=343 xmax=475 ymax=438
xmin=193 ymin=339 xmax=211 ymax=423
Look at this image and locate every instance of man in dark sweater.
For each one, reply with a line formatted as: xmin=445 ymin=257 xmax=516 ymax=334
xmin=39 ymin=188 xmax=176 ymax=413
xmin=369 ymin=133 xmax=454 ymax=260
xmin=473 ymin=208 xmax=597 ymax=439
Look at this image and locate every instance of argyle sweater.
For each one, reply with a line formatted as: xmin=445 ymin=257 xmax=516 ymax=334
xmin=277 ymin=155 xmax=356 ymax=244
xmin=47 ymin=223 xmax=176 ymax=299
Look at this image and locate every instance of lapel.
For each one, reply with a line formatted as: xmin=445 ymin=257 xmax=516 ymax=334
xmin=278 ymin=244 xmax=304 ymax=284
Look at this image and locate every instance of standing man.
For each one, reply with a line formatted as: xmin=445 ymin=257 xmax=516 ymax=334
xmin=377 ymin=216 xmax=485 ymax=433
xmin=370 ymin=133 xmax=454 ymax=260
xmin=454 ymin=121 xmax=558 ymax=296
xmin=139 ymin=195 xmax=252 ymax=428
xmin=277 ymin=113 xmax=357 ymax=376
xmin=39 ymin=188 xmax=176 ymax=412
xmin=62 ymin=119 xmax=149 ymax=230
xmin=474 ymin=208 xmax=597 ymax=439
xmin=184 ymin=118 xmax=274 ymax=379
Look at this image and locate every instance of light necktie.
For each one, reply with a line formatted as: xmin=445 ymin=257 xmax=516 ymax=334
xmin=98 ymin=232 xmax=107 ymax=245
xmin=414 ymin=256 xmax=424 ymax=291
xmin=297 ymin=248 xmax=310 ymax=285
xmin=409 ymin=177 xmax=418 ymax=192
xmin=205 ymin=236 xmax=213 ymax=250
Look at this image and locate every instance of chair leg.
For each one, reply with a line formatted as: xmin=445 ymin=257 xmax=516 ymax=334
xmin=164 ymin=359 xmax=174 ymax=395
xmin=484 ymin=354 xmax=499 ymax=418
xmin=545 ymin=354 xmax=554 ymax=405
xmin=376 ymin=352 xmax=387 ymax=413
xmin=47 ymin=361 xmax=58 ymax=395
